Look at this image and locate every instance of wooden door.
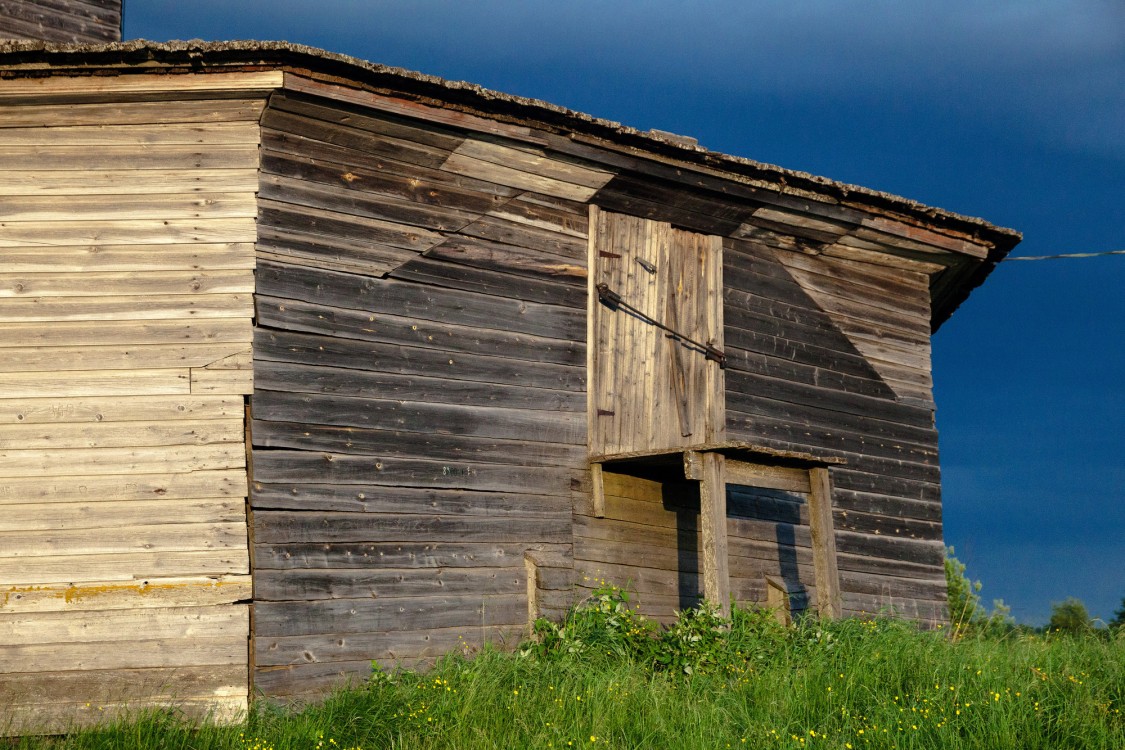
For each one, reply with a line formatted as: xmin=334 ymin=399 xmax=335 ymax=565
xmin=587 ymin=208 xmax=725 ymax=457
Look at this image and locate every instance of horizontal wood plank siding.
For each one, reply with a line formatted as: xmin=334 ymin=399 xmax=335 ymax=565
xmin=721 ymin=236 xmax=946 ymax=622
xmin=0 ymin=86 xmax=258 ymax=734
xmin=251 ymin=86 xmax=598 ymax=700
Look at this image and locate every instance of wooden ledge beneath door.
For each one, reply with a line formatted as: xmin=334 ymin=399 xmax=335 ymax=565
xmin=589 ymin=440 xmax=845 ymax=483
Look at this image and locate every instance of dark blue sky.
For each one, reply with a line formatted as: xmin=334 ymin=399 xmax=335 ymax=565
xmin=127 ymin=1 xmax=1124 ymax=625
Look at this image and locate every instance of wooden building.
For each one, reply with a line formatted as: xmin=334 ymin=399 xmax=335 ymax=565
xmin=0 ymin=40 xmax=1020 ymax=732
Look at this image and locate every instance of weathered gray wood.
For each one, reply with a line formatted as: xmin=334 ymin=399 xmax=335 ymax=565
xmin=254 ymin=360 xmax=582 ymax=411
xmin=268 ymin=91 xmax=466 ymax=151
xmin=251 ymin=420 xmax=583 ymax=467
xmin=250 ymin=482 xmax=571 ymax=517
xmin=251 ymin=450 xmax=579 ymax=494
xmin=456 ymin=214 xmax=587 ymax=260
xmin=254 ymin=566 xmax=526 ymax=602
xmin=260 ymin=109 xmax=453 ymax=169
xmin=251 ymin=390 xmax=582 ymax=445
xmin=255 ymin=260 xmax=584 ymax=340
xmin=424 ymin=235 xmax=587 ymax=283
xmin=252 ymin=541 xmax=569 ymax=571
xmin=255 ymin=295 xmax=584 ymax=366
xmin=260 ymin=150 xmax=503 ymax=214
xmin=390 ymin=254 xmax=585 ymax=308
xmin=696 ymin=452 xmax=729 ymax=617
xmin=252 ymin=511 xmax=570 ymax=545
xmin=260 ymin=129 xmax=520 ymax=200
xmin=807 ymin=467 xmax=842 ymax=619
xmin=253 ymin=593 xmax=526 ymax=637
xmin=260 ymin=172 xmax=480 ymax=233
xmin=254 ymin=329 xmax=584 ymax=393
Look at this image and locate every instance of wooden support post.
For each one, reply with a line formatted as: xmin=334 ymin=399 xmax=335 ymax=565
xmin=765 ymin=575 xmax=794 ymax=626
xmin=695 ymin=451 xmax=730 ymax=618
xmin=590 ymin=463 xmax=606 ymax=518
xmin=524 ymin=551 xmax=540 ymax=633
xmin=807 ymin=467 xmax=842 ymax=619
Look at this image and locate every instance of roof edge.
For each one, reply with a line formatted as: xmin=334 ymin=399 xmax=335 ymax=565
xmin=0 ymin=38 xmax=1022 ymax=259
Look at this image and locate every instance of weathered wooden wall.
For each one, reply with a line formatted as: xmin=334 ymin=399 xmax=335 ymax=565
xmin=721 ymin=235 xmax=946 ymax=621
xmin=0 ymin=57 xmax=972 ymax=716
xmin=0 ymin=0 xmax=120 ymax=43
xmin=575 ymin=471 xmax=814 ymax=621
xmin=0 ymin=74 xmax=265 ymax=734
xmin=249 ymin=84 xmax=599 ymax=699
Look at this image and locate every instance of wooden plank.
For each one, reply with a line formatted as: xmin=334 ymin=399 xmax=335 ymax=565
xmin=267 ymin=90 xmax=466 ymax=149
xmin=0 ymin=469 xmax=247 ymax=507
xmin=0 ymin=143 xmax=260 ymax=171
xmin=253 ymin=566 xmax=525 ymax=602
xmin=0 ymin=99 xmax=265 ymax=128
xmin=0 ymin=343 xmax=249 ymax=373
xmin=0 ymin=218 xmax=258 ymax=247
xmin=2 ymin=696 xmax=247 ymax=736
xmin=0 ymin=368 xmax=190 ymax=398
xmin=0 ymin=394 xmax=243 ymax=424
xmin=0 ymin=270 xmax=253 ymax=298
xmin=255 ymin=259 xmax=584 ymax=340
xmin=453 ymin=137 xmax=613 ymax=189
xmin=0 ymin=71 xmax=283 ymax=99
xmin=724 ymin=461 xmax=810 ymax=493
xmin=389 ymin=254 xmax=585 ymax=308
xmin=1 ymin=495 xmax=244 ymax=530
xmin=190 ymin=367 xmax=252 ymax=394
xmin=252 ymin=510 xmax=569 ymax=546
xmin=0 ymin=550 xmax=249 ymax=586
xmin=252 ymin=541 xmax=568 ymax=571
xmin=0 ymin=319 xmax=251 ymax=348
xmin=0 ymin=664 xmax=246 ymax=705
xmin=258 ymin=199 xmax=444 ymax=253
xmin=0 ymin=242 xmax=255 ymax=272
xmin=260 ymin=109 xmax=451 ymax=170
xmin=0 ymin=168 xmax=260 ymax=197
xmin=441 ymin=150 xmax=599 ymax=202
xmin=251 ymin=389 xmax=583 ymax=445
xmin=0 ymin=192 xmax=257 ymax=222
xmin=488 ymin=193 xmax=588 ymax=239
xmin=0 ymin=293 xmax=253 ymax=322
xmin=696 ymin=451 xmax=729 ymax=618
xmin=0 ymin=603 xmax=248 ymax=645
xmin=253 ymin=594 xmax=525 ymax=638
xmin=423 ymin=235 xmax=587 ymax=283
xmin=254 ymin=329 xmax=584 ymax=393
xmin=253 ymin=360 xmax=583 ymax=412
xmin=590 ymin=463 xmax=606 ymax=518
xmin=249 ymin=482 xmax=571 ymax=517
xmin=0 ymin=443 xmax=245 ymax=478
xmin=0 ymin=418 xmax=243 ymax=450
xmin=251 ymin=450 xmax=577 ymax=495
xmin=256 ymin=234 xmax=420 ymax=278
xmin=251 ymin=420 xmax=583 ymax=468
xmin=255 ymin=296 xmax=584 ymax=366
xmin=0 ymin=522 xmax=247 ymax=559
xmin=260 ymin=149 xmax=504 ymax=216
xmin=258 ymin=172 xmax=480 ymax=233
xmin=0 ymin=122 xmax=260 ymax=147
xmin=0 ymin=576 xmax=251 ymax=613
xmin=283 ymin=73 xmax=547 ymax=144
xmin=807 ymin=468 xmax=842 ymax=619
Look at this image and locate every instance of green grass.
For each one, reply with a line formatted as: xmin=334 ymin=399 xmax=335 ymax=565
xmin=13 ymin=593 xmax=1125 ymax=750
